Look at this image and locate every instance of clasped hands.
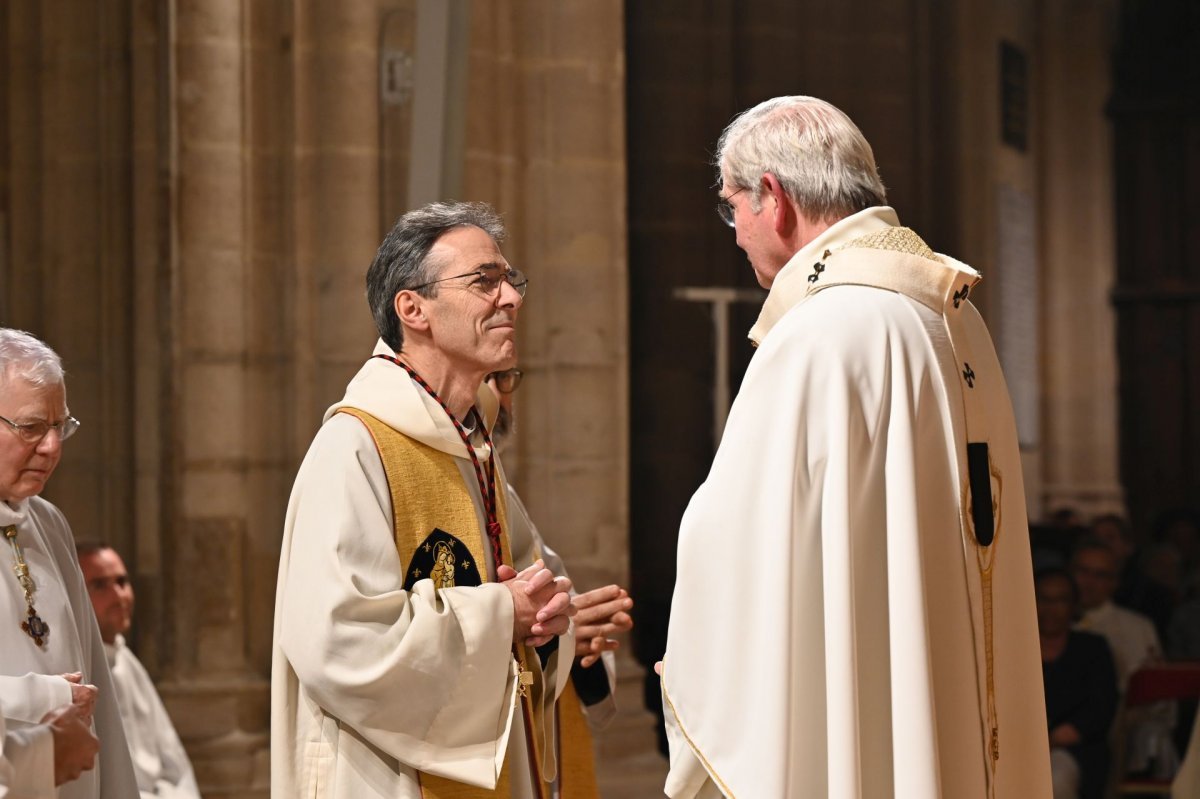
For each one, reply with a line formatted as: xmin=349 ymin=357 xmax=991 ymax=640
xmin=499 ymin=561 xmax=634 ymax=662
xmin=499 ymin=559 xmax=575 ymax=646
xmin=43 ymin=672 xmax=100 ymax=786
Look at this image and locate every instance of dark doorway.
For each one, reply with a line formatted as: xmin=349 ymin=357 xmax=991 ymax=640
xmin=1110 ymin=0 xmax=1200 ymax=536
xmin=625 ymin=1 xmax=943 ymax=740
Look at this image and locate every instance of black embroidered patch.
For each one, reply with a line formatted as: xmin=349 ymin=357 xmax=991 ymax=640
xmin=967 ymin=443 xmax=995 ymax=546
xmin=952 ymin=283 xmax=970 ymax=308
xmin=403 ymin=528 xmax=483 ymax=590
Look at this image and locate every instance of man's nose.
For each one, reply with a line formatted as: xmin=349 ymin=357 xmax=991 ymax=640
xmin=35 ymin=429 xmax=62 ymax=454
xmin=497 ymin=279 xmax=523 ymax=309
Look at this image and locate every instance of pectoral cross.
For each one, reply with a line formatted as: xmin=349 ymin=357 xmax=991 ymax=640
xmin=22 ymin=605 xmax=48 ymax=647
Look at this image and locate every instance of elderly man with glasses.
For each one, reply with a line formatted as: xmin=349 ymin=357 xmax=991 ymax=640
xmin=660 ymin=96 xmax=1051 ymax=797
xmin=0 ymin=328 xmax=138 ymax=799
xmin=272 ymin=201 xmax=577 ymax=799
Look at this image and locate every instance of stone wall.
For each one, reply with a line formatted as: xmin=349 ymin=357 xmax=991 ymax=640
xmin=2 ymin=1 xmax=630 ymax=796
xmin=0 ymin=1 xmax=1132 ymax=796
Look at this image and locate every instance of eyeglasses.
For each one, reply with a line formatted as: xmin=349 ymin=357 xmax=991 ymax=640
xmin=716 ymin=186 xmax=748 ymax=227
xmin=0 ymin=413 xmax=80 ymax=444
xmin=409 ymin=264 xmax=529 ymax=298
xmin=487 ymin=368 xmax=523 ymax=394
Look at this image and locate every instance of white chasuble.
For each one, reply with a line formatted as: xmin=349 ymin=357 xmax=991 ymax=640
xmin=662 ymin=208 xmax=1052 ymax=798
xmin=271 ymin=342 xmax=572 ymax=799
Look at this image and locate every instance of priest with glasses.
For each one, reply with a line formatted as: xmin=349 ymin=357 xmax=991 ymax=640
xmin=0 ymin=327 xmax=138 ymax=798
xmin=272 ymin=201 xmax=578 ymax=799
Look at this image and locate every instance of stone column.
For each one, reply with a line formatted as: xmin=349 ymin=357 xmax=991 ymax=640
xmin=291 ymin=0 xmax=381 ymax=427
xmin=937 ymin=0 xmax=1048 ymax=520
xmin=461 ymin=1 xmax=646 ymax=793
xmin=0 ymin=0 xmax=136 ymax=555
xmin=162 ymin=1 xmax=271 ymax=795
xmin=1037 ymin=0 xmax=1123 ymax=518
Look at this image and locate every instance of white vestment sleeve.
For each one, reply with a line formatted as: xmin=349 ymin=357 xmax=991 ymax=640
xmin=506 ymin=471 xmax=629 ymax=739
xmin=0 ymin=712 xmax=55 ymax=799
xmin=278 ymin=415 xmax=518 ymax=779
xmin=0 ymin=675 xmax=70 ymax=726
xmin=35 ymin=501 xmax=141 ymax=799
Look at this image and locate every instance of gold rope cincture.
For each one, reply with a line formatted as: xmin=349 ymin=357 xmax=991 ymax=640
xmin=807 ymin=232 xmax=1002 ymax=792
xmin=4 ymin=524 xmax=50 ymax=647
xmin=944 ymin=287 xmax=1003 ymax=797
xmin=927 ymin=312 xmax=1007 ymax=787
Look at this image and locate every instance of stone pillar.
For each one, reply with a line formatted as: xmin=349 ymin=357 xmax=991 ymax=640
xmin=937 ymin=0 xmax=1048 ymax=520
xmin=1037 ymin=0 xmax=1123 ymax=518
xmin=0 ymin=0 xmax=136 ymax=556
xmin=291 ymin=0 xmax=381 ymax=426
xmin=163 ymin=1 xmax=271 ymax=795
xmin=461 ymin=2 xmax=645 ymax=794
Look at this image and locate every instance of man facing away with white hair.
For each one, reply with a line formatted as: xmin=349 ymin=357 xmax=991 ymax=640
xmin=660 ymin=97 xmax=1052 ymax=798
xmin=0 ymin=328 xmax=138 ymax=798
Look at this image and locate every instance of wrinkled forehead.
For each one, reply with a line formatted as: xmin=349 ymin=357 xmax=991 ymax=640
xmin=0 ymin=373 xmax=67 ymax=415
xmin=428 ymin=225 xmax=508 ymax=277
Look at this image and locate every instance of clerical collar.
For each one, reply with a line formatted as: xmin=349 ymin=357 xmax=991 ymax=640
xmin=0 ymin=499 xmax=28 ymax=528
xmin=749 ymin=206 xmax=900 ymax=345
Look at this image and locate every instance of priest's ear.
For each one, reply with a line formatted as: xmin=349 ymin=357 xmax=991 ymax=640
xmin=394 ymin=290 xmax=431 ymax=333
xmin=761 ymin=172 xmax=794 ymax=236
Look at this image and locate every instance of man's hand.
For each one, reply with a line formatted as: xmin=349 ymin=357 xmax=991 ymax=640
xmin=41 ymin=702 xmax=99 ymax=786
xmin=572 ymin=585 xmax=633 ymax=667
xmin=61 ymin=672 xmax=97 ymax=725
xmin=498 ymin=560 xmax=575 ymax=646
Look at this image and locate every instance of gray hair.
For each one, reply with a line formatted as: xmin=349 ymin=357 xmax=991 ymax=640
xmin=716 ymin=96 xmax=887 ymax=222
xmin=367 ymin=201 xmax=506 ymax=352
xmin=0 ymin=328 xmax=64 ymax=389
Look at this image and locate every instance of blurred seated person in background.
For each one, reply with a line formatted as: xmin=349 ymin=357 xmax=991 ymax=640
xmin=1072 ymin=538 xmax=1162 ymax=689
xmin=1155 ymin=508 xmax=1200 ymax=601
xmin=1169 ymin=594 xmax=1200 ymax=660
xmin=76 ymin=542 xmax=200 ymax=799
xmin=1037 ymin=568 xmax=1118 ymax=799
xmin=1072 ymin=538 xmax=1179 ymax=778
xmin=1092 ymin=514 xmax=1176 ymax=638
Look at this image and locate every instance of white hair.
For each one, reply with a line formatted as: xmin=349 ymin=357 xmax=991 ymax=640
xmin=716 ymin=95 xmax=887 ymax=222
xmin=0 ymin=328 xmax=65 ymax=389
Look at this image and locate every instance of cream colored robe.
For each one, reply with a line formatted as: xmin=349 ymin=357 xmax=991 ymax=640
xmin=662 ymin=208 xmax=1052 ymax=798
xmin=271 ymin=342 xmax=572 ymax=799
xmin=104 ymin=637 xmax=199 ymax=799
xmin=0 ymin=696 xmax=53 ymax=799
xmin=0 ymin=498 xmax=138 ymax=799
xmin=505 ymin=486 xmax=618 ymax=731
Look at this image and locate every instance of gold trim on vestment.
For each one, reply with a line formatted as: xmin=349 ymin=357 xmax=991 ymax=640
xmin=837 ymin=226 xmax=937 ymax=260
xmin=340 ymin=407 xmax=545 ymax=798
xmin=661 ymin=671 xmax=737 ymax=799
xmin=555 ymin=680 xmax=600 ymax=799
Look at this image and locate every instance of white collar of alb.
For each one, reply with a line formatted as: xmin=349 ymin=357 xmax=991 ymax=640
xmin=0 ymin=499 xmax=28 ymax=528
